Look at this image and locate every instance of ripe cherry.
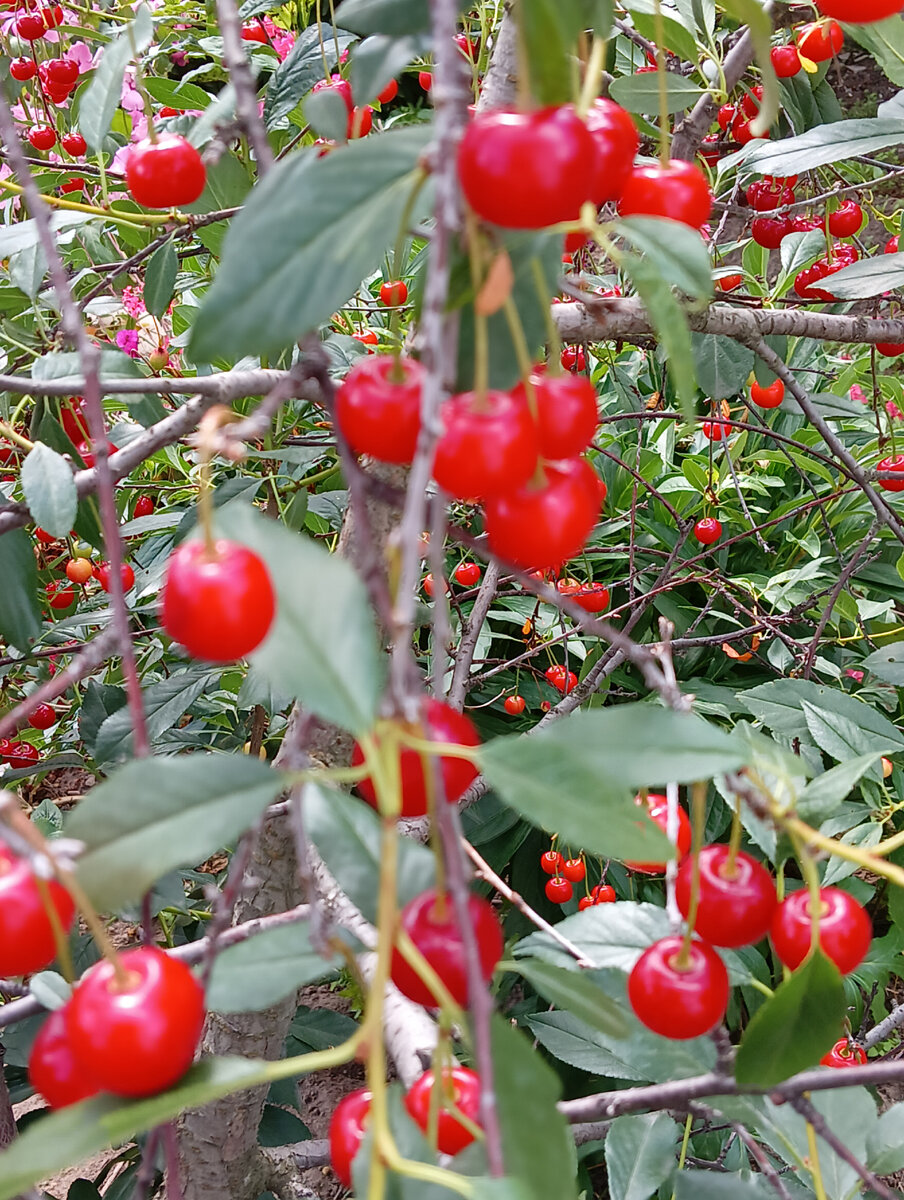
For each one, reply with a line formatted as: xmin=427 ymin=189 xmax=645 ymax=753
xmin=628 ymin=935 xmax=729 ymax=1039
xmin=886 ymin=235 xmax=899 ymax=254
xmin=514 ymin=370 xmax=598 ymax=459
xmin=60 ymin=132 xmax=86 ymax=156
xmin=41 ymin=6 xmax=63 ymax=29
xmin=815 ymin=0 xmax=902 ymax=21
xmin=28 ymin=126 xmax=57 ymax=151
xmin=747 ymin=180 xmax=794 ymax=212
xmin=66 ymin=947 xmax=205 ymax=1096
xmin=484 ymin=457 xmax=601 ymax=570
xmin=504 ymin=694 xmax=526 ymax=716
xmin=618 ymin=160 xmax=711 ymax=231
xmin=624 ymin=793 xmax=692 ymax=873
xmin=351 ymin=699 xmax=480 ymax=818
xmin=29 ymin=1008 xmax=99 ymax=1110
xmin=545 ymin=664 xmax=578 ymax=694
xmin=16 ymin=13 xmax=46 ymax=39
xmin=560 ymin=345 xmax=586 ymax=373
xmin=578 ymin=895 xmax=594 ymax=911
xmin=94 ymin=561 xmax=134 ymax=593
xmin=797 ymin=20 xmax=843 ymax=62
xmin=349 ymin=104 xmax=373 ymax=135
xmin=717 ymin=103 xmax=735 ymax=131
xmin=716 ymin=274 xmax=743 ymax=292
xmin=335 ymin=354 xmax=423 ymax=464
xmin=377 ymin=78 xmax=398 ymax=104
xmin=241 ymin=21 xmax=268 ymax=41
xmin=828 ymin=200 xmax=863 ymax=237
xmin=10 ymin=57 xmax=36 ymax=80
xmin=541 ymin=850 xmax=564 ymax=875
xmin=750 ymin=378 xmax=784 ymax=408
xmin=821 ymin=1038 xmax=867 ymax=1068
xmin=390 ymin=888 xmax=503 ymax=1007
xmin=405 ymin=1066 xmax=481 ymax=1155
xmin=694 ymin=517 xmax=722 ymax=545
xmin=125 ymin=135 xmax=207 ymax=209
xmin=0 ymin=840 xmax=75 ymax=975
xmin=740 ymin=85 xmax=764 ymax=120
xmin=702 ymin=420 xmax=730 ymax=441
xmin=134 ymin=494 xmax=155 ymax=517
xmin=312 ymin=75 xmax=352 ymax=112
xmin=770 ymin=886 xmax=872 ymax=974
xmin=676 ymin=845 xmax=776 ymax=948
xmin=65 ymin=557 xmax=93 ymax=584
xmin=877 ymin=455 xmax=904 ymax=491
xmin=556 ymin=578 xmax=610 ymax=613
xmin=418 ymin=70 xmax=433 ymax=91
xmin=585 ymin=98 xmax=638 ymax=205
xmin=27 ymin=703 xmax=56 ymax=730
xmin=352 ymin=329 xmax=378 ymax=348
xmin=877 ymin=342 xmax=904 ymax=357
xmin=329 ymin=1089 xmax=371 ymax=1187
xmin=771 ymin=44 xmax=801 ymax=76
xmin=458 ymin=107 xmax=598 ymax=229
xmin=454 ymin=32 xmax=479 ymax=61
xmin=545 ymin=876 xmax=573 ymax=904
xmin=453 ymin=561 xmax=481 ymax=586
xmin=160 ymin=539 xmax=275 ymax=663
xmin=379 ymin=279 xmax=407 ymax=306
xmin=751 ymin=216 xmax=792 ymax=249
xmin=46 ymin=581 xmax=75 ymax=610
xmin=5 ymin=741 xmax=40 ymax=769
xmin=433 ymin=389 xmax=538 ymax=500
xmin=562 ymin=857 xmax=585 ymax=883
xmin=594 ymin=883 xmax=617 ymax=903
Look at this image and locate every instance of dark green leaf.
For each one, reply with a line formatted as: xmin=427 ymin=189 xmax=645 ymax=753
xmin=630 ymin=11 xmax=697 ymax=62
xmin=207 ymin=921 xmax=340 ymax=1012
xmin=691 ymin=334 xmax=754 ymax=400
xmin=515 ymin=959 xmax=629 ymax=1038
xmin=264 ymin=23 xmax=356 ymax=129
xmin=143 ymin=77 xmax=213 ymax=112
xmin=862 ymin=642 xmax=904 ymax=685
xmin=623 ymin=254 xmax=696 ymax=418
xmin=350 ymin=34 xmax=425 ymax=107
xmin=609 ymin=71 xmax=704 ymax=114
xmin=847 ymin=17 xmax=904 ymax=87
xmin=605 ymin=1114 xmax=678 ymax=1200
xmin=617 ymin=217 xmax=712 ymax=301
xmin=80 ymin=5 xmax=154 ymax=151
xmin=143 ymin=239 xmax=178 ymax=318
xmin=257 ymin=1105 xmax=311 ymax=1148
xmin=519 ymin=0 xmax=576 ymax=106
xmin=753 ymin=334 xmax=787 ymax=387
xmin=801 ymin=698 xmax=901 ymax=762
xmin=21 ymin=441 xmax=77 ymax=539
xmin=0 ymin=527 xmax=41 ymax=651
xmin=92 ymin=665 xmax=218 ymax=765
xmin=79 ymin=680 xmax=127 ymax=756
xmin=734 ymin=950 xmax=845 ymax=1085
xmin=742 ymin=679 xmax=904 ymax=749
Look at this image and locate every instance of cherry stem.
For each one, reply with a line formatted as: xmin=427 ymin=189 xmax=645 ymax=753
xmin=529 ymin=257 xmax=563 ymax=372
xmin=725 ymin=794 xmax=743 ymax=876
xmin=676 ymin=780 xmax=706 ymax=967
xmin=464 ymin=213 xmax=490 ymax=405
xmin=576 ymin=34 xmax=606 ymax=120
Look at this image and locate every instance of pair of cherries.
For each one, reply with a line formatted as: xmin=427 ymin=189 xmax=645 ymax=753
xmin=794 ymin=243 xmax=859 ymax=301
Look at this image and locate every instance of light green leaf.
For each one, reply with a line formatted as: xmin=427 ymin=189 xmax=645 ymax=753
xmin=867 ymin=1102 xmax=904 ymax=1174
xmin=617 ymin=217 xmax=712 ymax=301
xmin=515 ymin=901 xmax=671 ymax=972
xmin=623 ymin=254 xmax=697 ymax=419
xmin=730 ymin=117 xmax=904 ymax=179
xmin=609 ymin=71 xmax=704 ymax=114
xmin=21 ymin=441 xmax=77 ymax=539
xmin=0 ymin=528 xmax=41 ymax=651
xmin=80 ymin=5 xmax=154 ymax=151
xmin=797 ymin=753 xmax=882 ymax=822
xmin=92 ymin=665 xmax=218 ymax=764
xmin=143 ymin=239 xmax=178 ymax=318
xmin=862 ymin=642 xmax=904 ymax=684
xmin=605 ymin=1114 xmax=679 ymax=1200
xmin=691 ymin=333 xmax=754 ymax=400
xmin=801 ymin=698 xmax=901 ymax=762
xmin=207 ymin=921 xmax=340 ymax=1012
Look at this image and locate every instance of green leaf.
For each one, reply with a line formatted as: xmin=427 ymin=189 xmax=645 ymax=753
xmin=207 ymin=921 xmax=340 ymax=1012
xmin=515 ymin=959 xmax=629 ymax=1038
xmin=797 ymin=754 xmax=882 ymax=822
xmin=92 ymin=665 xmax=218 ymax=764
xmin=492 ymin=1016 xmax=579 ymax=1200
xmin=848 ymin=17 xmax=904 ymax=87
xmin=719 ymin=0 xmax=777 ymax=137
xmin=20 ymin=441 xmax=77 ymax=539
xmin=478 ymin=707 xmax=746 ymax=861
xmin=471 ymin=1183 xmax=534 ymax=1200
xmin=801 ymin=698 xmax=900 ymax=762
xmin=674 ymin=1174 xmax=775 ymax=1200
xmin=79 ymin=5 xmax=154 ymax=151
xmin=631 ymin=10 xmax=697 ymax=62
xmin=516 ymin=901 xmax=671 ymax=970
xmin=518 ymin=0 xmax=577 ymax=106
xmin=304 ymin=784 xmax=435 ymax=924
xmin=609 ymin=71 xmax=704 ymax=114
xmin=0 ymin=527 xmax=41 ymax=651
xmin=616 ymin=217 xmax=712 ymax=302
xmin=336 ymin=0 xmax=455 ymax=35
xmin=189 ymin=127 xmax=432 ymax=363
xmin=728 ymin=117 xmax=904 ymax=179
xmin=305 ymin=87 xmax=352 ymax=142
xmin=690 ymin=333 xmax=754 ymax=400
xmin=350 ymin=33 xmax=424 ymax=107
xmin=143 ymin=77 xmax=214 ymax=112
xmin=605 ymin=1114 xmax=678 ymax=1200
xmin=66 ymin=755 xmax=287 ymax=911
xmin=819 ymin=250 xmax=904 ymax=300
xmin=862 ymin=642 xmax=904 ymax=684
xmin=217 ymin=502 xmax=384 ymax=736
xmin=143 ymin=239 xmax=178 ymax=318
xmin=742 ymin=679 xmax=904 ymax=749
xmin=734 ymin=950 xmax=845 ymax=1085
xmin=867 ymin=1102 xmax=904 ymax=1174
xmin=623 ymin=254 xmax=696 ymax=418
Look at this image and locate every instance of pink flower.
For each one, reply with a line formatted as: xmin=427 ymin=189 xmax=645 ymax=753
xmin=171 ymin=50 xmax=188 ymax=66
xmin=66 ymin=41 xmax=95 ymax=72
xmin=122 ymin=286 xmax=146 ymax=319
xmin=886 ymin=401 xmax=903 ymax=420
xmin=115 ymin=329 xmax=140 ymax=357
xmin=121 ymin=70 xmax=145 ymax=113
xmin=845 ymin=669 xmax=865 ymax=682
xmin=850 ymin=384 xmax=867 ymax=405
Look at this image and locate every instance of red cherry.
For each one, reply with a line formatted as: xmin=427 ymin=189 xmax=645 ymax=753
xmin=10 ymin=57 xmax=36 ymax=80
xmin=716 ymin=273 xmax=743 ymax=292
xmin=585 ymin=98 xmax=638 ymax=205
xmin=458 ymin=107 xmax=598 ymax=230
xmin=133 ymin=494 xmax=155 ymax=517
xmin=771 ymin=44 xmax=801 ymax=76
xmin=159 ymin=107 xmax=184 ymax=117
xmin=94 ymin=561 xmax=135 ymax=593
xmin=514 ymin=370 xmax=598 ymax=459
xmin=335 ymin=355 xmax=423 ymax=464
xmin=418 ymin=70 xmax=433 ymax=91
xmin=0 ymin=840 xmax=75 ymax=975
xmin=545 ymin=876 xmax=573 ymax=904
xmin=751 ymin=216 xmax=792 ymax=249
xmin=504 ymin=694 xmax=526 ymax=715
xmin=562 ymin=857 xmax=585 ymax=883
xmin=815 ymin=0 xmax=901 ymax=21
xmin=348 ymin=105 xmax=373 ymax=138
xmin=61 ymin=131 xmax=86 ymax=156
xmin=28 ymin=125 xmax=57 ymax=151
xmin=560 ymin=345 xmax=586 ymax=373
xmin=60 ymin=397 xmax=89 ymax=444
xmin=65 ymin=557 xmax=93 ymax=584
xmin=828 ymin=200 xmax=862 ymax=238
xmin=747 ymin=180 xmax=794 ymax=212
xmin=624 ymin=793 xmax=692 ymax=873
xmin=35 ymin=527 xmax=57 ymax=546
xmin=693 ymin=517 xmax=722 ymax=545
xmin=556 ymin=578 xmax=610 ymax=613
xmin=67 ymin=946 xmax=205 ymax=1096
xmin=877 ymin=454 xmax=904 ymax=491
xmin=698 ymin=133 xmax=721 ymax=169
xmin=16 ymin=13 xmax=47 ymax=39
xmin=329 ymin=1089 xmax=371 ymax=1187
xmin=594 ymin=884 xmax=617 ymax=904
xmin=29 ymin=1008 xmax=99 ymax=1109
xmin=770 ymin=887 xmax=872 ymax=974
xmin=454 ymin=561 xmax=481 ymax=586
xmin=716 ymin=103 xmax=735 ymax=131
xmin=241 ymin=21 xmax=268 ymax=42
xmin=352 ymin=329 xmax=378 ymax=347
xmin=405 ymin=1067 xmax=481 ymax=1155
xmin=578 ymin=895 xmax=595 ymax=911
xmin=160 ymin=539 xmax=275 ymax=663
xmin=40 ymin=5 xmax=63 ymax=29
xmin=821 ymin=1038 xmax=867 ymax=1068
xmin=47 ymin=58 xmax=79 ymax=85
xmin=46 ymin=581 xmax=75 ymax=610
xmin=422 ymin=572 xmax=439 ymax=597
xmin=28 ymin=703 xmax=56 ymax=730
xmin=676 ymin=845 xmax=776 ymax=948
xmin=541 ymin=849 xmax=564 ymax=874
xmin=886 ymin=235 xmax=899 ymax=254
xmin=740 ymin=85 xmax=764 ymax=120
xmin=433 ymin=389 xmax=539 ymax=501
xmin=877 ymin=342 xmax=904 ymax=357
xmin=545 ymin=664 xmax=578 ymax=694
xmin=797 ymin=21 xmax=843 ymax=62
xmin=618 ymin=160 xmax=711 ymax=231
xmin=484 ymin=457 xmax=601 ymax=570
xmin=390 ymin=888 xmax=503 ymax=1007
xmin=351 ymin=699 xmax=480 ymax=818
xmin=125 ymin=135 xmax=207 ymax=209
xmin=750 ymin=378 xmax=784 ymax=408
xmin=628 ymin=935 xmax=729 ymax=1039
xmin=792 ymin=215 xmax=823 ymax=235
xmin=454 ymin=32 xmax=479 ymax=61
xmin=59 ymin=177 xmax=85 ymax=195
xmin=377 ymin=78 xmax=398 ymax=104
xmin=312 ymin=74 xmax=353 ymax=112
xmin=702 ymin=419 xmax=730 ymax=441
xmin=379 ymin=279 xmax=407 ymax=306
xmin=5 ymin=741 xmax=40 ymax=768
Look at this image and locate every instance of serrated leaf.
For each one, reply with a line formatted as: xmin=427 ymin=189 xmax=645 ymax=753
xmin=605 ymin=1114 xmax=678 ymax=1200
xmin=515 ymin=959 xmax=629 ymax=1038
xmin=0 ymin=527 xmax=41 ymax=651
xmin=801 ymin=698 xmax=900 ymax=762
xmin=797 ymin=754 xmax=882 ymax=822
xmin=623 ymin=254 xmax=696 ymax=419
xmin=143 ymin=239 xmax=177 ymax=318
xmin=207 ymin=921 xmax=340 ymax=1012
xmin=264 ymin=23 xmax=356 ymax=128
xmin=691 ymin=333 xmax=754 ymax=400
xmin=92 ymin=665 xmax=217 ymax=765
xmin=21 ymin=441 xmax=77 ymax=538
xmin=80 ymin=5 xmax=154 ymax=152
xmin=617 ymin=217 xmax=712 ymax=301
xmin=609 ymin=71 xmax=704 ymax=114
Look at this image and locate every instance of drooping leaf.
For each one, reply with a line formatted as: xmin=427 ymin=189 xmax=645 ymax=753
xmin=622 ymin=254 xmax=697 ymax=419
xmin=0 ymin=527 xmax=41 ymax=651
xmin=691 ymin=334 xmax=754 ymax=400
xmin=142 ymin=239 xmax=178 ymax=318
xmin=797 ymin=754 xmax=882 ymax=822
xmin=79 ymin=5 xmax=154 ymax=152
xmin=207 ymin=921 xmax=340 ymax=1012
xmin=609 ymin=71 xmax=705 ymax=114
xmin=515 ymin=959 xmax=629 ymax=1038
xmin=742 ymin=679 xmax=904 ymax=749
xmin=800 ymin=698 xmax=901 ymax=762
xmin=605 ymin=1114 xmax=679 ymax=1200
xmin=867 ymin=1102 xmax=904 ymax=1174
xmin=20 ymin=441 xmax=77 ymax=539
xmin=92 ymin=665 xmax=218 ymax=765
xmin=617 ymin=217 xmax=713 ymax=302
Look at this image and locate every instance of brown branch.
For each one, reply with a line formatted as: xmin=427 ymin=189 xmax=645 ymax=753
xmin=787 ymin=1094 xmax=899 ymax=1200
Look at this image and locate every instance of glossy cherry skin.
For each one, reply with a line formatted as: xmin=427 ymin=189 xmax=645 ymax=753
xmin=816 ymin=0 xmax=901 ymax=21
xmin=10 ymin=57 xmax=36 ymax=80
xmin=125 ymin=135 xmax=207 ymax=209
xmin=619 ymin=161 xmax=711 ymax=230
xmin=750 ymin=379 xmax=784 ymax=408
xmin=134 ymin=494 xmax=155 ymax=517
xmin=95 ymin=561 xmax=135 ymax=593
xmin=821 ymin=1038 xmax=867 ymax=1068
xmin=29 ymin=1008 xmax=99 ymax=1109
xmin=717 ymin=103 xmax=735 ymax=130
xmin=484 ymin=457 xmax=601 ymax=570
xmin=65 ymin=557 xmax=93 ymax=584
xmin=504 ymin=694 xmax=526 ymax=715
xmin=771 ymin=45 xmax=801 ymax=77
xmin=540 ymin=849 xmax=563 ymax=875
xmin=378 ymin=78 xmax=398 ymax=104
xmin=886 ymin=235 xmax=899 ymax=254
xmin=514 ymin=371 xmax=598 ymax=459
xmin=828 ymin=200 xmax=863 ymax=237
xmin=351 ymin=699 xmax=480 ymax=818
xmin=747 ymin=180 xmax=795 ymax=212
xmin=877 ymin=455 xmax=904 ymax=492
xmin=379 ymin=279 xmax=407 ymax=306
xmin=390 ymin=888 xmax=503 ymax=1008
xmin=676 ymin=845 xmax=776 ymax=948
xmin=560 ymin=345 xmax=586 ymax=373
xmin=16 ymin=14 xmax=46 ymax=39
xmin=5 ymin=741 xmax=40 ymax=769
xmin=562 ymin=857 xmax=585 ymax=883
xmin=797 ymin=21 xmax=843 ymax=62
xmin=694 ymin=517 xmax=722 ymax=545
xmin=160 ymin=539 xmax=276 ymax=663
xmin=61 ymin=132 xmax=87 ymax=156
xmin=66 ymin=946 xmax=205 ymax=1097
xmin=594 ymin=884 xmax=616 ymax=903
xmin=458 ymin=107 xmax=598 ymax=229
xmin=770 ymin=887 xmax=872 ymax=975
xmin=585 ymin=99 xmax=638 ymax=205
xmin=433 ymin=389 xmax=538 ymax=500
xmin=60 ymin=397 xmax=89 ymax=444
xmin=545 ymin=664 xmax=577 ymax=694
xmin=557 ymin=578 xmax=610 ymax=613
xmin=702 ymin=420 xmax=730 ymax=441
xmin=46 ymin=581 xmax=75 ymax=610
xmin=335 ymin=354 xmax=423 ymax=464
xmin=877 ymin=342 xmax=904 ymax=357
xmin=28 ymin=126 xmax=57 ymax=151
xmin=405 ymin=1066 xmax=481 ymax=1155
xmin=751 ymin=216 xmax=792 ymax=249
xmin=628 ymin=935 xmax=729 ymax=1039
xmin=545 ymin=876 xmax=573 ymax=903
xmin=28 ymin=703 xmax=56 ymax=730
xmin=624 ymin=793 xmax=692 ymax=873
xmin=454 ymin=561 xmax=481 ymax=586
xmin=329 ymin=1089 xmax=371 ymax=1187
xmin=0 ymin=841 xmax=75 ymax=975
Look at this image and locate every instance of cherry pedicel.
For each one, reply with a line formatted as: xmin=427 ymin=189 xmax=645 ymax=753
xmin=390 ymin=888 xmax=503 ymax=1008
xmin=160 ymin=538 xmax=276 ymax=663
xmin=94 ymin=561 xmax=135 ymax=593
xmin=624 ymin=793 xmax=692 ymax=873
xmin=433 ymin=389 xmax=538 ymax=500
xmin=675 ymin=845 xmax=776 ymax=948
xmin=821 ymin=1038 xmax=867 ymax=1068
xmin=514 ymin=370 xmax=599 ymax=459
xmin=335 ymin=354 xmax=424 ymax=464
xmin=770 ymin=886 xmax=872 ymax=974
xmin=693 ymin=517 xmax=722 ymax=546
xmin=405 ymin=1066 xmax=482 ymax=1155
xmin=484 ymin=457 xmax=601 ymax=570
xmin=351 ymin=698 xmax=480 ymax=819
xmin=545 ymin=875 xmax=573 ymax=904
xmin=125 ymin=134 xmax=207 ymax=209
xmin=66 ymin=946 xmax=205 ymax=1097
xmin=0 ymin=839 xmax=75 ymax=976
xmin=628 ymin=935 xmax=729 ymax=1040
xmin=29 ymin=1008 xmax=99 ymax=1110
xmin=750 ymin=379 xmax=784 ymax=409
xmin=618 ymin=160 xmax=712 ymax=231
xmin=329 ymin=1089 xmax=371 ymax=1187
xmin=504 ymin=694 xmax=526 ymax=715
